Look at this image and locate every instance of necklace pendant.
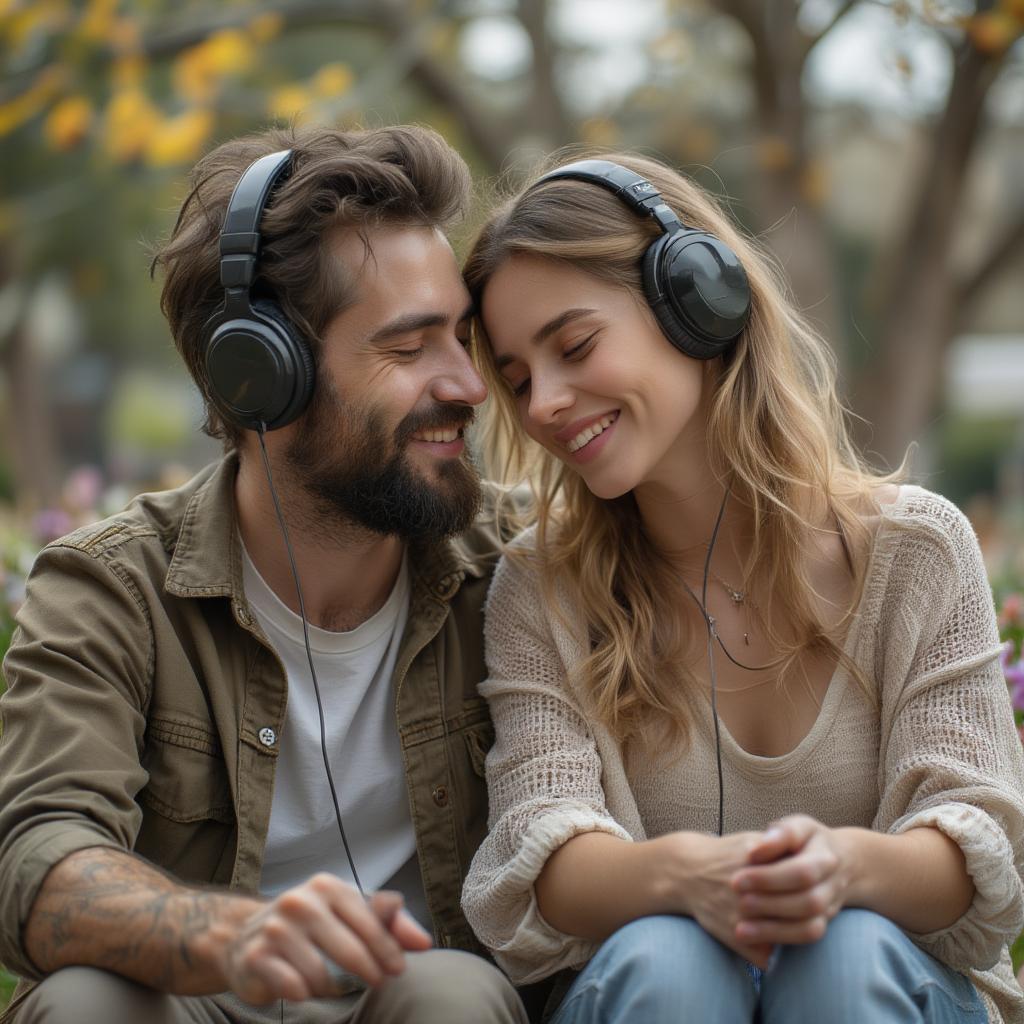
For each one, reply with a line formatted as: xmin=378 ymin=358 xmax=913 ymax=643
xmin=726 ymin=586 xmax=745 ymax=604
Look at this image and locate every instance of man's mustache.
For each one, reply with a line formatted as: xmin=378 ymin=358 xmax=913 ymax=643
xmin=395 ymin=404 xmax=476 ymax=444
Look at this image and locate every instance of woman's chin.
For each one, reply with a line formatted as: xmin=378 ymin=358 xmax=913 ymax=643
xmin=579 ymin=472 xmax=634 ymax=502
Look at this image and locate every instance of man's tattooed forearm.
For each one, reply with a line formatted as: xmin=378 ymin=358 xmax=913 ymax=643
xmin=25 ymin=847 xmax=259 ymax=991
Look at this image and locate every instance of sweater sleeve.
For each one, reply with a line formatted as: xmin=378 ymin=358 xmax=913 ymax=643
xmin=873 ymin=494 xmax=1024 ymax=972
xmin=461 ymin=544 xmax=632 ymax=985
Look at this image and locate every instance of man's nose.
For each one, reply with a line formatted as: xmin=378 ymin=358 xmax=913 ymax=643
xmin=433 ymin=342 xmax=488 ymax=407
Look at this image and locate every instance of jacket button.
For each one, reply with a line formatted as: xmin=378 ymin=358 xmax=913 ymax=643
xmin=431 ymin=785 xmax=448 ymax=807
xmin=258 ymin=727 xmax=277 ymax=747
xmin=435 ymin=576 xmax=459 ymax=600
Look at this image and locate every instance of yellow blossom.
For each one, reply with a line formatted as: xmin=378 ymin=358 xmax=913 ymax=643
xmin=44 ymin=95 xmax=94 ymax=150
xmin=5 ymin=3 xmax=71 ymax=52
xmin=173 ymin=30 xmax=253 ymax=104
xmin=1000 ymin=0 xmax=1024 ymax=22
xmin=103 ymin=88 xmax=161 ymax=162
xmin=968 ymin=11 xmax=1023 ymax=54
xmin=268 ymin=84 xmax=311 ymax=121
xmin=145 ymin=108 xmax=215 ymax=167
xmin=202 ymin=29 xmax=254 ymax=74
xmin=77 ymin=0 xmax=118 ymax=44
xmin=0 ymin=65 xmax=64 ymax=137
xmin=313 ymin=62 xmax=354 ymax=98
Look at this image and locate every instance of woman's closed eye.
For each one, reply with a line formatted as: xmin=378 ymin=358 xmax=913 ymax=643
xmin=564 ymin=332 xmax=597 ymax=360
xmin=501 ymin=331 xmax=599 ymax=398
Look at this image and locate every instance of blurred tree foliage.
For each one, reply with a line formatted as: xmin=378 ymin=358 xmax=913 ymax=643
xmin=0 ymin=0 xmax=1022 ymax=513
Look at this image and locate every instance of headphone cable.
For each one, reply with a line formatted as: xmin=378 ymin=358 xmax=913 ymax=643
xmin=255 ymin=424 xmax=364 ymax=895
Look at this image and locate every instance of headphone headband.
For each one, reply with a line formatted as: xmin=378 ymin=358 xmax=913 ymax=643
xmin=219 ymin=149 xmax=293 ymax=291
xmin=526 ymin=158 xmax=751 ymax=358
xmin=533 ymin=159 xmax=684 ymax=234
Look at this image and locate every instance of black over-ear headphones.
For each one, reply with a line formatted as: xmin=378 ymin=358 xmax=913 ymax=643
xmin=202 ymin=149 xmax=315 ymax=432
xmin=530 ymin=159 xmax=751 ymax=360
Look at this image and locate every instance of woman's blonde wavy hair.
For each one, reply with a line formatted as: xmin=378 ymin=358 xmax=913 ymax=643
xmin=464 ymin=152 xmax=901 ymax=754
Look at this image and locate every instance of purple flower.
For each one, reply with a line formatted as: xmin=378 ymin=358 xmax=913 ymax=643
xmin=1003 ymin=642 xmax=1024 ymax=712
xmin=31 ymin=508 xmax=72 ymax=545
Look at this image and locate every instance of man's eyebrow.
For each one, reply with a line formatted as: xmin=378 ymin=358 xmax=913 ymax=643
xmin=366 ymin=303 xmax=475 ymax=344
xmin=494 ymin=308 xmax=597 ymax=371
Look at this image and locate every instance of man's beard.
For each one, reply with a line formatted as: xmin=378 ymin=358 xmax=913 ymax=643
xmin=284 ymin=380 xmax=481 ymax=543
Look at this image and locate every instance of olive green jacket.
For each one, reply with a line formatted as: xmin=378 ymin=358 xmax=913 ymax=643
xmin=0 ymin=455 xmax=503 ymax=984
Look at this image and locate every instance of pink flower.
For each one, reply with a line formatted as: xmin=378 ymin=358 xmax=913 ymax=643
xmin=62 ymin=465 xmax=103 ymax=515
xmin=1000 ymin=593 xmax=1024 ymax=629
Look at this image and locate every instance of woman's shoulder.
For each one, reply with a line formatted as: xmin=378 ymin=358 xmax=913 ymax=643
xmin=487 ymin=524 xmax=548 ymax=613
xmin=873 ymin=484 xmax=980 ymax=554
xmin=861 ymin=483 xmax=986 ymax=604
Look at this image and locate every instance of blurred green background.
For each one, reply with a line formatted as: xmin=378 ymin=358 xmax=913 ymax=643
xmin=1 ymin=0 xmax=1024 ymax=1004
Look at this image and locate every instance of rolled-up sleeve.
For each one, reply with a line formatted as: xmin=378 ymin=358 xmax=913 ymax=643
xmin=0 ymin=542 xmax=151 ymax=979
xmin=874 ymin=502 xmax=1024 ymax=972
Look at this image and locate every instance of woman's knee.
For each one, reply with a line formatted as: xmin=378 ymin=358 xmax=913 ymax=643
xmin=595 ymin=914 xmax=732 ymax=974
xmin=762 ymin=908 xmax=983 ymax=1024
xmin=552 ymin=917 xmax=755 ymax=1024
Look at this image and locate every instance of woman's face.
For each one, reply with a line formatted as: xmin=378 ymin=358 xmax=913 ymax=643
xmin=481 ymin=253 xmax=710 ymax=500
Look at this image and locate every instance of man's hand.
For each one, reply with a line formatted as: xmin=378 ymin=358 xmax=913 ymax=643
xmin=729 ymin=814 xmax=853 ymax=948
xmin=25 ymin=847 xmax=432 ymax=1004
xmin=221 ymin=878 xmax=432 ymax=1005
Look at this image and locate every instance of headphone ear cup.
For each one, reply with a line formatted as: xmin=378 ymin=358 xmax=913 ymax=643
xmin=204 ymin=299 xmax=315 ymax=431
xmin=642 ymin=230 xmax=751 ymax=360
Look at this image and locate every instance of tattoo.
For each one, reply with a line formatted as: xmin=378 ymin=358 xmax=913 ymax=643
xmin=25 ymin=846 xmax=260 ymax=993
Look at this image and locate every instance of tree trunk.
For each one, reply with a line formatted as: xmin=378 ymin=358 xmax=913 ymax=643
xmin=1 ymin=320 xmax=60 ymax=517
xmin=853 ymin=42 xmax=1003 ymax=468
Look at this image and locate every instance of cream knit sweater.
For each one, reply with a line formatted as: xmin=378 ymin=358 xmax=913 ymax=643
xmin=462 ymin=487 xmax=1024 ymax=1023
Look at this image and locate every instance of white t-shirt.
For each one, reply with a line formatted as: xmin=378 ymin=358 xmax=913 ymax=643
xmin=242 ymin=544 xmax=430 ymax=929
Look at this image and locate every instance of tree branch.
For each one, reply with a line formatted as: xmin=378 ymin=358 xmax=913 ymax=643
xmin=797 ymin=0 xmax=858 ymax=66
xmin=956 ymin=210 xmax=1024 ymax=319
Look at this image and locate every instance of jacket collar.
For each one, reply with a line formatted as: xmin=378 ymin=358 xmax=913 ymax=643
xmin=164 ymin=453 xmax=242 ymax=600
xmin=164 ymin=453 xmax=487 ymax=603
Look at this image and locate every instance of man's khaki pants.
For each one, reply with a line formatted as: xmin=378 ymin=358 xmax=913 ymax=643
xmin=12 ymin=950 xmax=529 ymax=1024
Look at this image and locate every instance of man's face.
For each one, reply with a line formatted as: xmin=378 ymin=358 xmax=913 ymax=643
xmin=284 ymin=224 xmax=487 ymax=542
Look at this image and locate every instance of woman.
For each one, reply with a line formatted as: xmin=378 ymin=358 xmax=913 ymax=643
xmin=460 ymin=154 xmax=1024 ymax=1024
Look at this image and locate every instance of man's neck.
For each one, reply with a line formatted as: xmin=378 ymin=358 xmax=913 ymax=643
xmin=235 ymin=453 xmax=405 ymax=633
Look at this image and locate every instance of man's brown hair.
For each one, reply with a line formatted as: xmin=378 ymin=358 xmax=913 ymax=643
xmin=151 ymin=124 xmax=472 ymax=449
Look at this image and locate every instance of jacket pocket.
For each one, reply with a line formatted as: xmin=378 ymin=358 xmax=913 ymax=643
xmin=139 ymin=717 xmax=234 ymax=824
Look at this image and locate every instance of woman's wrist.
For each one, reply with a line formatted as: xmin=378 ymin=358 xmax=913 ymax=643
xmin=831 ymin=826 xmax=870 ymax=910
xmin=646 ymin=831 xmax=712 ymax=917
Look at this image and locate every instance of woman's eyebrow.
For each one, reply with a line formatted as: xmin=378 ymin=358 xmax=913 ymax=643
xmin=494 ymin=307 xmax=598 ymax=370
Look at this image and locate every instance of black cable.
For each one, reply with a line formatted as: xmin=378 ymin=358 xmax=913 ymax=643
xmin=702 ymin=484 xmax=729 ymax=838
xmin=255 ymin=424 xmax=364 ymax=896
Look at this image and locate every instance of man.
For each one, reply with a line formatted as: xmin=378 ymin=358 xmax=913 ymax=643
xmin=0 ymin=124 xmax=528 ymax=1024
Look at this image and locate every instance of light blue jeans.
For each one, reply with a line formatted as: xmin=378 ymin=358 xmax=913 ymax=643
xmin=549 ymin=910 xmax=986 ymax=1023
